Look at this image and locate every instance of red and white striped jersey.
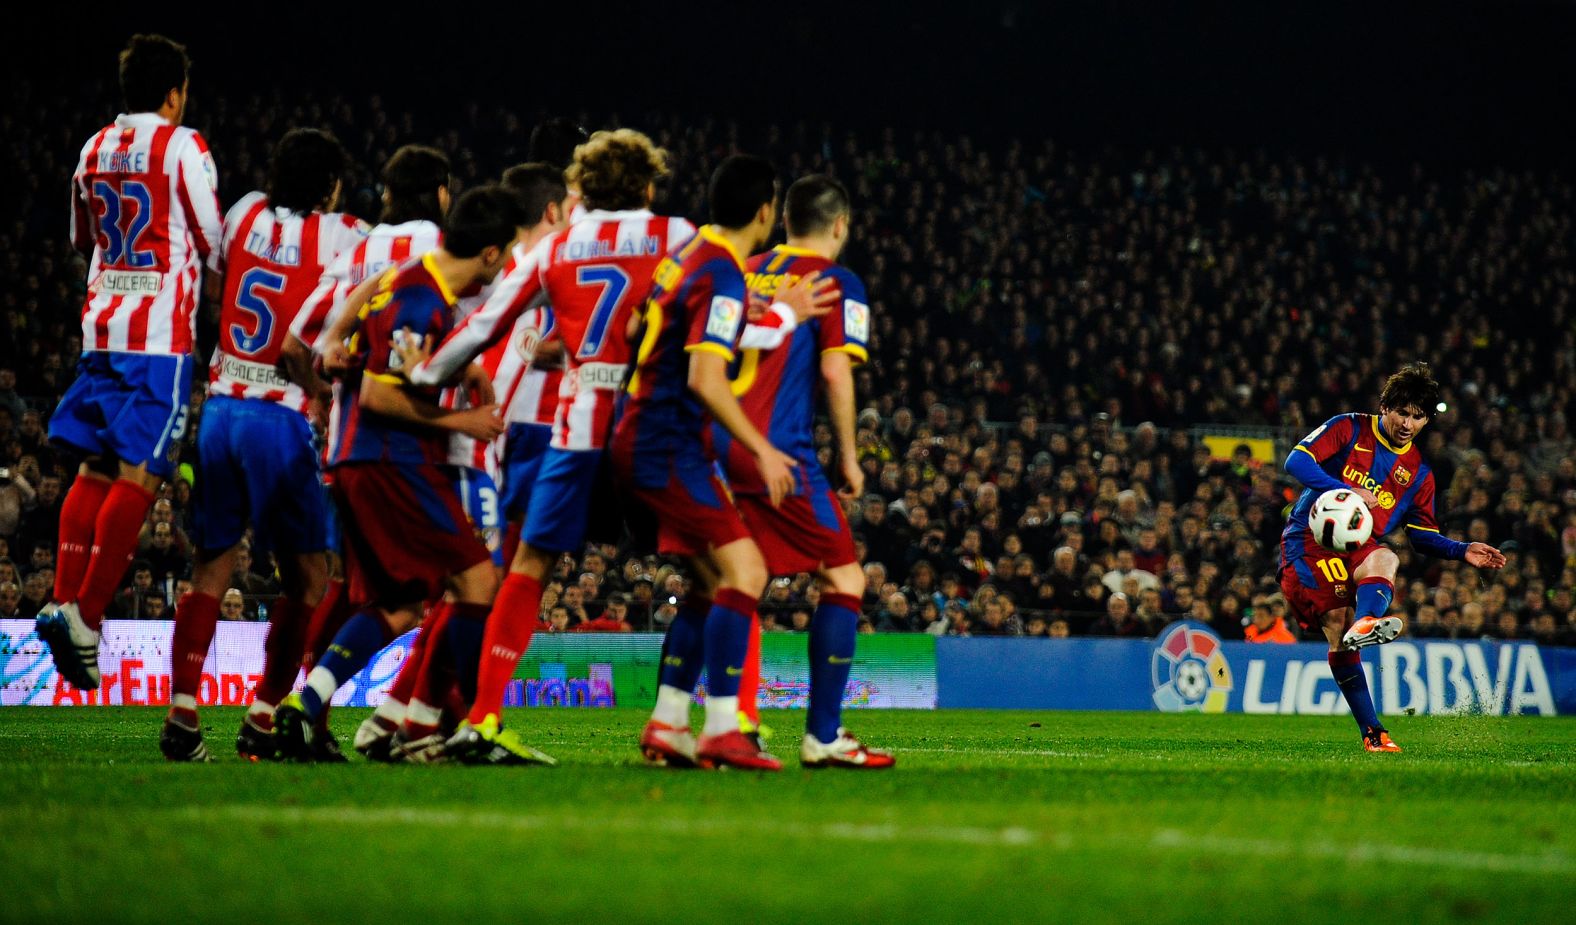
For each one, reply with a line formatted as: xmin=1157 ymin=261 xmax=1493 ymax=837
xmin=478 ymin=305 xmax=561 ymax=427
xmin=208 ymin=192 xmax=368 ymax=412
xmin=71 ymin=113 xmax=224 ymax=355
xmin=442 ymin=285 xmax=501 ymax=476
xmin=288 ymin=219 xmax=442 ymax=352
xmin=408 ymin=211 xmax=696 ymax=451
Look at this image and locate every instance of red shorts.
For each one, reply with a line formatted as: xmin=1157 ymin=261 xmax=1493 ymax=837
xmin=1279 ymin=541 xmax=1384 ymax=632
xmin=331 ymin=462 xmax=491 ymax=608
xmin=615 ymin=456 xmax=752 ymax=558
xmin=735 ymin=489 xmax=857 ymax=575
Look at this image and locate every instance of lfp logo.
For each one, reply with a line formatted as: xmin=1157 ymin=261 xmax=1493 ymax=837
xmin=1152 ymin=621 xmax=1233 ymax=713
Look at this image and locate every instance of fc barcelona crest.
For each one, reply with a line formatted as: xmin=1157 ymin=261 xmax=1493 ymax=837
xmin=1393 ymin=464 xmax=1412 ymax=487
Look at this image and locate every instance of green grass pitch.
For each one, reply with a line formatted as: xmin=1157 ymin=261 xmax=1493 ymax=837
xmin=1 ymin=708 xmax=1572 ymax=924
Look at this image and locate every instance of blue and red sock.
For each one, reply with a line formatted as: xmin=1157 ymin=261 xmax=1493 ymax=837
xmin=703 ymin=589 xmax=756 ymax=699
xmin=299 ymin=609 xmax=394 ymax=719
xmin=658 ymin=594 xmax=710 ymax=693
xmin=1355 ymin=576 xmax=1394 ymax=621
xmin=1329 ymin=649 xmax=1383 ymax=735
xmin=808 ymin=593 xmax=860 ymax=744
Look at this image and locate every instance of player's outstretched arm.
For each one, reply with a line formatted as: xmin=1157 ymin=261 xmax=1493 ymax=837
xmin=688 ymin=350 xmax=797 ymax=506
xmin=821 ymin=351 xmax=863 ymax=499
xmin=359 ymin=375 xmax=505 ymax=442
xmin=280 ymin=334 xmax=333 ymax=425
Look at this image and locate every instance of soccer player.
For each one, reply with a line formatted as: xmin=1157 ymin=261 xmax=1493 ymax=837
xmin=271 ymin=186 xmax=522 ymax=761
xmin=1280 ymin=362 xmax=1505 ymax=752
xmin=719 ymin=175 xmax=893 ymax=768
xmin=39 ymin=35 xmax=223 ymax=689
xmin=355 ymin=162 xmax=573 ymax=760
xmin=158 ymin=128 xmax=367 ymax=762
xmin=398 ymin=130 xmax=692 ymax=763
xmin=274 ymin=145 xmax=450 ymax=758
xmin=611 ymin=155 xmax=834 ymax=771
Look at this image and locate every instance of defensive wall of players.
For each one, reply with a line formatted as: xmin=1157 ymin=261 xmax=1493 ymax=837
xmin=4 ymin=619 xmax=1570 ymax=716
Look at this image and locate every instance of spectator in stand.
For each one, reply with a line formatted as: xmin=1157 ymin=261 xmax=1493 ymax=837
xmin=876 ymin=592 xmax=914 ymax=632
xmin=142 ymin=591 xmax=169 ymax=621
xmin=140 ymin=522 xmax=188 ymax=584
xmin=575 ymin=593 xmax=633 ymax=633
xmin=0 ymin=462 xmax=36 ymax=541
xmin=19 ymin=571 xmax=49 ymax=618
xmin=220 ymin=589 xmax=248 ymax=621
xmin=0 ymin=580 xmax=21 ymax=618
xmin=1243 ymin=595 xmax=1297 ymax=644
xmin=1089 ymin=593 xmax=1150 ymax=638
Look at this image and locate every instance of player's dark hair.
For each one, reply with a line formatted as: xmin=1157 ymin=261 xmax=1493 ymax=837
xmin=1380 ymin=362 xmax=1441 ymax=417
xmin=119 ymin=34 xmax=190 ymax=113
xmin=529 ymin=117 xmax=589 ymax=170
xmin=784 ymin=174 xmax=850 ymax=237
xmin=709 ymin=155 xmax=778 ymax=228
xmin=266 ymin=129 xmax=348 ymax=214
xmin=502 ymin=162 xmax=568 ymax=225
xmin=443 ymin=184 xmax=527 ymax=259
xmin=381 ymin=145 xmax=451 ymax=225
xmin=566 ymin=129 xmax=668 ymax=212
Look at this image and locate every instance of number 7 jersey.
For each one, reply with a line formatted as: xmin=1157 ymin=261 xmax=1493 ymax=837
xmin=413 ymin=209 xmax=695 ymax=451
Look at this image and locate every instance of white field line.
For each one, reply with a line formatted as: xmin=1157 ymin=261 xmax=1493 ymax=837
xmin=195 ymin=805 xmax=1574 ymax=876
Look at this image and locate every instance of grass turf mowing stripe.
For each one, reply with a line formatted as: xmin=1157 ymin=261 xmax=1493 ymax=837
xmin=190 ymin=805 xmax=1576 ymax=875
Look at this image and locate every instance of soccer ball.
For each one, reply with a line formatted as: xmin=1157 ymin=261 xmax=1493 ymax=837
xmin=1309 ymin=489 xmax=1373 ymax=553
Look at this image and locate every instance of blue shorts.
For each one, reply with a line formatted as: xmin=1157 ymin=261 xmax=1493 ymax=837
xmin=49 ymin=351 xmax=193 ymax=480
xmin=499 ymin=422 xmax=552 ymax=523
xmin=191 ymin=395 xmax=328 ymax=554
xmin=453 ymin=467 xmax=503 ymax=566
xmin=522 ymin=447 xmax=602 ymax=553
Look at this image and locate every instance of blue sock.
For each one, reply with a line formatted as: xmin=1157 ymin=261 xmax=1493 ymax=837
xmin=301 ymin=610 xmax=391 ymax=718
xmin=808 ymin=594 xmax=860 ymax=744
xmin=1330 ymin=650 xmax=1383 ymax=735
xmin=658 ymin=596 xmax=709 ymax=692
xmin=703 ymin=589 xmax=756 ymax=698
xmin=446 ymin=602 xmax=490 ymax=704
xmin=1355 ymin=577 xmax=1393 ymax=620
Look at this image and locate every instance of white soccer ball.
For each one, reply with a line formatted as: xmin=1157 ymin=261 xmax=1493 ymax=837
xmin=1309 ymin=488 xmax=1374 ymax=553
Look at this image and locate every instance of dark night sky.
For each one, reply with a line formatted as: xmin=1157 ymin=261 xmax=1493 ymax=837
xmin=14 ymin=0 xmax=1576 ymax=166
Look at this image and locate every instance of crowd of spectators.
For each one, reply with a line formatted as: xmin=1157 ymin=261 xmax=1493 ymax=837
xmin=2 ymin=78 xmax=1574 ymax=646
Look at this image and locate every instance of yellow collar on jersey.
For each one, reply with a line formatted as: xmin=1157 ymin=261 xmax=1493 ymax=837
xmin=774 ymin=245 xmax=821 ymax=258
xmin=422 ymin=252 xmax=459 ymax=306
xmin=698 ymin=225 xmax=745 ymax=269
xmin=1371 ymin=416 xmax=1411 ymax=454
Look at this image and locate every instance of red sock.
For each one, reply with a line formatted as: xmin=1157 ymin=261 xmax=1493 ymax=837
xmin=404 ymin=601 xmax=455 ymax=736
xmin=302 ymin=580 xmax=351 ymax=673
xmin=467 ymin=573 xmax=542 ymax=725
xmin=53 ymin=475 xmax=111 ymax=604
xmin=386 ymin=626 xmax=427 ymax=707
xmin=74 ymin=479 xmax=156 ymax=627
xmin=739 ymin=610 xmax=762 ymax=726
xmin=169 ymin=592 xmax=221 ymax=709
xmin=255 ymin=596 xmax=308 ymax=706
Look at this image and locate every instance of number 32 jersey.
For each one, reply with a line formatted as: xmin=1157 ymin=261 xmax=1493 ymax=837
xmin=208 ymin=191 xmax=368 ymax=412
xmin=70 ymin=112 xmax=225 ymax=355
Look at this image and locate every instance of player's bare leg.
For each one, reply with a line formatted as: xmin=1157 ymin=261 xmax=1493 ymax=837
xmin=38 ymin=458 xmax=162 ymax=691
xmin=1343 ymin=547 xmax=1403 ymax=649
xmin=800 ymin=562 xmax=893 ymax=769
xmin=1320 ymin=604 xmax=1400 ymax=753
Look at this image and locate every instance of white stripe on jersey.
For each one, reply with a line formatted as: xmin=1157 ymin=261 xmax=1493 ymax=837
xmin=444 ymin=275 xmax=501 ymax=474
xmin=291 ymin=219 xmax=442 ymax=352
xmin=73 ymin=113 xmax=223 ymax=355
xmin=209 ymin=191 xmax=366 ymax=412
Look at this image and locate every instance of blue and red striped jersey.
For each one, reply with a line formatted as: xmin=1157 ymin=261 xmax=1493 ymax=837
xmin=1280 ymin=413 xmax=1444 ymax=565
xmin=613 ymin=226 xmax=750 ymax=488
xmin=327 ymin=254 xmax=462 ymax=467
xmin=711 ymin=245 xmax=870 ymax=495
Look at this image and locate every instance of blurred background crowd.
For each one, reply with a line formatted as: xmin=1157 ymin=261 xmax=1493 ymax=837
xmin=1 ymin=77 xmax=1573 ymax=647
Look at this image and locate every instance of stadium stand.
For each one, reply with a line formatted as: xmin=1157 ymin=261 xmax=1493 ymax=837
xmin=2 ymin=81 xmax=1573 ymax=645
